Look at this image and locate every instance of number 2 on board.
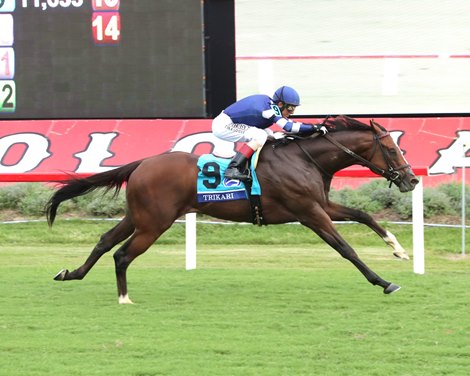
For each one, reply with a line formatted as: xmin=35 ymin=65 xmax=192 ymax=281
xmin=0 ymin=80 xmax=16 ymax=113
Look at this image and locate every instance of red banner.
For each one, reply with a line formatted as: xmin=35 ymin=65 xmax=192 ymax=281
xmin=0 ymin=117 xmax=468 ymax=187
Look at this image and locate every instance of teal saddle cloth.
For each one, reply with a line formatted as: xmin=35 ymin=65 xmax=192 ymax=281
xmin=197 ymin=154 xmax=261 ymax=203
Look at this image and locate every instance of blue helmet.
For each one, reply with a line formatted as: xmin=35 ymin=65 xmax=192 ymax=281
xmin=272 ymin=86 xmax=300 ymax=106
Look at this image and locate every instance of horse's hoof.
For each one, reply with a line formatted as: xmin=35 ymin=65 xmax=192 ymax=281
xmin=118 ymin=294 xmax=134 ymax=304
xmin=393 ymin=251 xmax=410 ymax=260
xmin=53 ymin=269 xmax=69 ymax=281
xmin=384 ymin=283 xmax=401 ymax=294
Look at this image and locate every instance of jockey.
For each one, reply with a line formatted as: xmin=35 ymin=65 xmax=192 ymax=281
xmin=212 ymin=85 xmax=328 ymax=182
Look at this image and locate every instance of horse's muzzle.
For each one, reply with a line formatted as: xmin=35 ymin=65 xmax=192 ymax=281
xmin=398 ymin=173 xmax=420 ymax=193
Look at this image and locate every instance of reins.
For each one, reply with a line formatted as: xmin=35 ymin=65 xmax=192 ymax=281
xmin=272 ymin=133 xmax=333 ymax=178
xmin=289 ymin=130 xmax=410 ymax=185
xmin=293 ymin=137 xmax=333 ymax=178
xmin=323 ymin=133 xmax=389 ymax=177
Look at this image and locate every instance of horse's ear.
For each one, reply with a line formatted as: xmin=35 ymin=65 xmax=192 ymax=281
xmin=370 ymin=119 xmax=386 ymax=134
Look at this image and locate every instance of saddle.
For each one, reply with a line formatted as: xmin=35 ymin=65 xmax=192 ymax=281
xmin=196 ymin=153 xmax=265 ymax=225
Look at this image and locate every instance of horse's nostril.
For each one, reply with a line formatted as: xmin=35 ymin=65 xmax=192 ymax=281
xmin=411 ymin=177 xmax=420 ymax=186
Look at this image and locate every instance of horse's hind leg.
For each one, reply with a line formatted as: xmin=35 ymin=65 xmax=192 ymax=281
xmin=326 ymin=201 xmax=409 ymax=260
xmin=54 ymin=216 xmax=134 ymax=282
xmin=112 ymin=227 xmax=165 ymax=304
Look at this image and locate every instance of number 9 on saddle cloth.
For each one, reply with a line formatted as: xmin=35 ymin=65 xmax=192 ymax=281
xmin=197 ymin=154 xmax=261 ymax=204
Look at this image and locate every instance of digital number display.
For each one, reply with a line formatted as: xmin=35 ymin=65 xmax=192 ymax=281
xmin=0 ymin=0 xmax=207 ymax=118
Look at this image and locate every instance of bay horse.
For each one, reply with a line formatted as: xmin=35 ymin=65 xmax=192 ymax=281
xmin=46 ymin=116 xmax=419 ymax=304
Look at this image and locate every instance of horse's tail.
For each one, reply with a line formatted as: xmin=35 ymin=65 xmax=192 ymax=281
xmin=45 ymin=160 xmax=143 ymax=226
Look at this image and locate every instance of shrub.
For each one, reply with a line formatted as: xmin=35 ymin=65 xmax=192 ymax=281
xmin=436 ymin=183 xmax=470 ymax=218
xmin=18 ymin=184 xmax=55 ymax=216
xmin=331 ymin=181 xmax=413 ymax=219
xmin=355 ymin=180 xmax=405 ymax=208
xmin=329 ymin=185 xmax=382 ymax=213
xmin=0 ymin=184 xmax=31 ymax=210
xmin=393 ymin=194 xmax=413 ymax=219
xmin=0 ymin=181 xmax=468 ymax=220
xmin=423 ymin=188 xmax=456 ymax=217
xmin=0 ymin=183 xmax=58 ymax=216
xmin=75 ymin=190 xmax=127 ymax=217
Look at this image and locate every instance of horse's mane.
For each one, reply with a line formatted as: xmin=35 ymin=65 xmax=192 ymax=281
xmin=268 ymin=115 xmax=386 ymax=148
xmin=322 ymin=115 xmax=378 ymax=132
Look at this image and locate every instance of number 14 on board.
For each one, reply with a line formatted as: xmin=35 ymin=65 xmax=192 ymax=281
xmin=92 ymin=12 xmax=120 ymax=45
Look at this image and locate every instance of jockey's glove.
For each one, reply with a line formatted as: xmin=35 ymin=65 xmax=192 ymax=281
xmin=312 ymin=124 xmax=328 ymax=135
xmin=299 ymin=123 xmax=328 ymax=136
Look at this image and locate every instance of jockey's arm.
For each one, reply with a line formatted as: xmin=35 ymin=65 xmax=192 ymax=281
xmin=261 ymin=107 xmax=327 ymax=135
xmin=273 ymin=117 xmax=313 ymax=133
xmin=271 ymin=116 xmax=328 ymax=135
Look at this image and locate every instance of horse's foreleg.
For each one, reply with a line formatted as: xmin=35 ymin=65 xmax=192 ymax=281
xmin=326 ymin=201 xmax=409 ymax=260
xmin=301 ymin=210 xmax=400 ymax=294
xmin=54 ymin=216 xmax=134 ymax=282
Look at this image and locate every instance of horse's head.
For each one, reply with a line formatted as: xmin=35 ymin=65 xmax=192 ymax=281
xmin=286 ymin=115 xmax=419 ymax=192
xmin=367 ymin=119 xmax=419 ymax=192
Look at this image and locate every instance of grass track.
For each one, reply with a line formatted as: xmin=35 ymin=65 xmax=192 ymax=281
xmin=1 ymin=221 xmax=469 ymax=375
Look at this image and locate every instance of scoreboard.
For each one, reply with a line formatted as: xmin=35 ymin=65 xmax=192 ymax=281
xmin=0 ymin=0 xmax=234 ymax=119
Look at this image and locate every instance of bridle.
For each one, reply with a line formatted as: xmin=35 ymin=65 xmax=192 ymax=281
xmin=294 ymin=128 xmax=410 ymax=186
xmin=323 ymin=132 xmax=410 ymax=185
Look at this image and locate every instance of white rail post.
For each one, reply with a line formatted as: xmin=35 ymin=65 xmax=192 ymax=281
xmin=412 ymin=178 xmax=425 ymax=274
xmin=185 ymin=213 xmax=197 ymax=270
xmin=462 ymin=143 xmax=467 ymax=256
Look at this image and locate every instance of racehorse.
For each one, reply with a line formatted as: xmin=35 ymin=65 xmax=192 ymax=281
xmin=46 ymin=116 xmax=419 ymax=304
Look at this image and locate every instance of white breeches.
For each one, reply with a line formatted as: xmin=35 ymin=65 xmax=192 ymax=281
xmin=212 ymin=112 xmax=269 ymax=150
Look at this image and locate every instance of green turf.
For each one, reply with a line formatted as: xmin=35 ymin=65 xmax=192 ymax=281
xmin=1 ymin=221 xmax=469 ymax=375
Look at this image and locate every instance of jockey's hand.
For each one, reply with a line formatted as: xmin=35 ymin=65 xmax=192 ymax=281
xmin=299 ymin=123 xmax=328 ymax=136
xmin=312 ymin=123 xmax=328 ymax=135
xmin=265 ymin=128 xmax=275 ymax=140
xmin=273 ymin=132 xmax=285 ymax=139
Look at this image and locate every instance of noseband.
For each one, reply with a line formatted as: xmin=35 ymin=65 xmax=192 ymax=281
xmin=373 ymin=132 xmax=411 ymax=184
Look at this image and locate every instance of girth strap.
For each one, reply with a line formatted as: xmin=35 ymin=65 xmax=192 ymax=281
xmin=244 ymin=164 xmax=265 ymax=226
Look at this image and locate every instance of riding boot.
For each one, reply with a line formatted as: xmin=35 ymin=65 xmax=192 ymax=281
xmin=224 ymin=152 xmax=251 ymax=182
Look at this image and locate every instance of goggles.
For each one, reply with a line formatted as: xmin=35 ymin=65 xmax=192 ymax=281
xmin=284 ymin=104 xmax=297 ymax=113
